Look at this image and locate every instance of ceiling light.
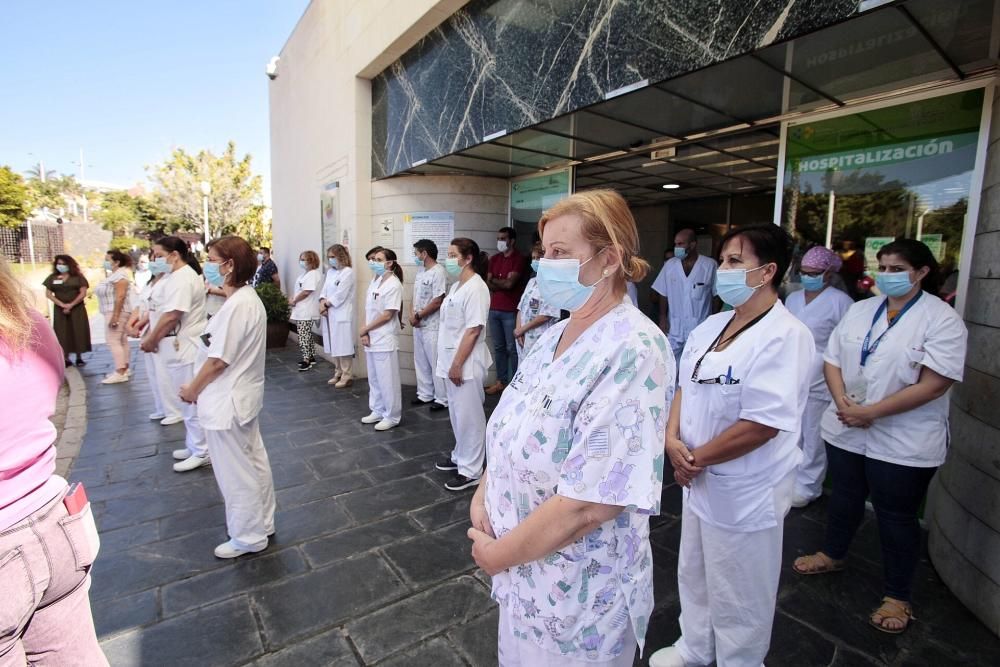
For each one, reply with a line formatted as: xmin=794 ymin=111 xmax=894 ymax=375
xmin=662 ymin=184 xmax=680 ymax=189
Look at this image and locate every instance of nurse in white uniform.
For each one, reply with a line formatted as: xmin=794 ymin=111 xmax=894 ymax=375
xmin=467 ymin=190 xmax=672 ymax=666
xmin=140 ymin=236 xmax=209 ymax=472
xmin=127 ymin=270 xmax=183 ymax=425
xmin=319 ymin=244 xmax=356 ymax=387
xmin=785 ymin=246 xmax=854 ymax=507
xmin=179 ymin=236 xmax=276 ymax=559
xmin=651 ymin=228 xmax=717 ymax=361
xmin=432 ymin=238 xmax=492 ymax=492
xmin=359 ymin=248 xmax=403 ymax=431
xmin=513 ymin=242 xmax=560 ymax=361
xmin=410 ymin=239 xmax=448 ymax=410
xmin=793 ymin=239 xmax=967 ymax=634
xmin=650 ymin=225 xmax=813 ymax=667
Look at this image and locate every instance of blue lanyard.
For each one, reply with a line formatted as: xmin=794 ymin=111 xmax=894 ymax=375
xmin=860 ymin=292 xmax=922 ymax=367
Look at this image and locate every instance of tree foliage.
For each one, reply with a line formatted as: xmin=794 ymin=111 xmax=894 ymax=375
xmin=96 ymin=191 xmax=139 ymax=236
xmin=148 ymin=142 xmax=265 ymax=242
xmin=0 ymin=165 xmax=32 ymax=228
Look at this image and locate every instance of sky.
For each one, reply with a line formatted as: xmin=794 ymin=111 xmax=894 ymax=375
xmin=0 ymin=0 xmax=311 ymax=202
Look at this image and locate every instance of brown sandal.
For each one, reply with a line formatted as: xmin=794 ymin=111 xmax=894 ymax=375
xmin=869 ymin=597 xmax=913 ymax=634
xmin=792 ymin=552 xmax=846 ymax=575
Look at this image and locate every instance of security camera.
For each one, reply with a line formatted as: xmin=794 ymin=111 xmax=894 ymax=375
xmin=265 ymin=56 xmax=280 ymax=80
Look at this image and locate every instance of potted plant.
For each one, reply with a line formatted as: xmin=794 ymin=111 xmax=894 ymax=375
xmin=255 ymin=282 xmax=291 ymax=348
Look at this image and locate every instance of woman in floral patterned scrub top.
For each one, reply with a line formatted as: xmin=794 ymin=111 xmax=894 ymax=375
xmin=467 ymin=190 xmax=674 ymax=666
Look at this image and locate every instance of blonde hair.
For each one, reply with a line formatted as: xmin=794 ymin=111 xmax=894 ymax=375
xmin=0 ymin=257 xmax=34 ymax=353
xmin=327 ymin=244 xmax=351 ymax=268
xmin=538 ymin=189 xmax=649 ymax=284
xmin=300 ymin=250 xmax=320 ymax=270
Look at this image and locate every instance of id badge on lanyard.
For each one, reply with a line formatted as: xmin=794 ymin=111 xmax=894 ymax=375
xmin=860 ymin=292 xmax=921 ymax=367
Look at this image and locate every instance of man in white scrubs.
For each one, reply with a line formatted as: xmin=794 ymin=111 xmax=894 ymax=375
xmin=410 ymin=239 xmax=448 ymax=411
xmin=652 ymin=229 xmax=717 ymax=361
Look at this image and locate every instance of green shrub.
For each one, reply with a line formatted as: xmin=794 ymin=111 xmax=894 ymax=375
xmin=108 ymin=236 xmax=148 ymax=253
xmin=255 ymin=281 xmax=290 ymax=323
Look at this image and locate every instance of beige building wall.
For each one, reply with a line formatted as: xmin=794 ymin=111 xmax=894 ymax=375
xmin=267 ymin=0 xmax=469 ymax=378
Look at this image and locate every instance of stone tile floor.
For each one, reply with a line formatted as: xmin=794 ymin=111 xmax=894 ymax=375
xmin=69 ymin=345 xmax=1000 ymax=666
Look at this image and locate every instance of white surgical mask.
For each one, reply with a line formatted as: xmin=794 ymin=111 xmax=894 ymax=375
xmin=497 ymin=240 xmax=508 ymax=253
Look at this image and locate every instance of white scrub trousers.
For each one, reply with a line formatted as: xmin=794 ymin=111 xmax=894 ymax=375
xmin=498 ymin=610 xmax=635 ymax=666
xmin=414 ymin=326 xmax=447 ymax=406
xmin=144 ymin=351 xmax=181 ymax=419
xmin=444 ymin=369 xmax=486 ymax=479
xmin=675 ymin=471 xmax=795 ymax=667
xmin=794 ymin=393 xmax=830 ymax=502
xmin=150 ymin=349 xmax=183 ymax=420
xmin=366 ymin=350 xmax=402 ymax=424
xmin=205 ymin=417 xmax=276 ymax=550
xmin=166 ymin=360 xmax=207 ymax=458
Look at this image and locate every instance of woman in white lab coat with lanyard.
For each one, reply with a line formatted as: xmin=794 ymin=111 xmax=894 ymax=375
xmin=650 ymin=225 xmax=814 ymax=667
xmin=359 ymin=248 xmax=403 ymax=431
xmin=140 ymin=236 xmax=209 ymax=473
xmin=793 ymin=239 xmax=967 ymax=634
xmin=785 ymin=246 xmax=854 ymax=507
xmin=319 ymin=244 xmax=356 ymax=387
xmin=179 ymin=236 xmax=276 ymax=559
xmin=126 ymin=268 xmax=183 ymax=425
xmin=432 ymin=238 xmax=492 ymax=492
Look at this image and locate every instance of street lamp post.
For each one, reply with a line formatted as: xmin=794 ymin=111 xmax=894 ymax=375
xmin=200 ymin=180 xmax=211 ymax=244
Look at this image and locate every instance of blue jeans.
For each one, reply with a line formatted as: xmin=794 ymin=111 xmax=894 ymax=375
xmin=488 ymin=309 xmax=517 ymax=385
xmin=822 ymin=444 xmax=937 ymax=602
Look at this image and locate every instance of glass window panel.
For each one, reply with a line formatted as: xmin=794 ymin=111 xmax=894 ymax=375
xmin=659 ymin=56 xmax=785 ymax=125
xmin=906 ymin=0 xmax=995 ymax=72
xmin=781 ymin=88 xmax=984 ymax=301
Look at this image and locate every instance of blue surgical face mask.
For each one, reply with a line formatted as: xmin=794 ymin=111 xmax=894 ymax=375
xmin=370 ymin=260 xmax=386 ymax=276
xmin=445 ymin=257 xmax=462 ymax=277
xmin=103 ymin=260 xmax=113 ymax=272
xmin=414 ymin=254 xmax=423 ymax=266
xmin=673 ymin=247 xmax=687 ymax=260
xmin=800 ymin=273 xmax=825 ymax=292
xmin=715 ymin=265 xmax=768 ymax=307
xmin=328 ymin=257 xmax=338 ymax=269
xmin=298 ymin=260 xmax=306 ymax=270
xmin=530 ymin=259 xmax=540 ymax=273
xmin=257 ymin=253 xmax=265 ymax=262
xmin=536 ymin=253 xmax=605 ymax=312
xmin=150 ymin=258 xmax=168 ymax=275
xmin=55 ymin=264 xmax=69 ymax=274
xmin=203 ymin=262 xmax=225 ymax=287
xmin=875 ymin=271 xmax=914 ymax=297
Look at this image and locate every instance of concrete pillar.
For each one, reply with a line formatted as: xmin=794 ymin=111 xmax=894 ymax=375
xmin=926 ymin=86 xmax=1000 ymax=637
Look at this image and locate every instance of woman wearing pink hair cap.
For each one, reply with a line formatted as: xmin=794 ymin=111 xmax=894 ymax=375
xmin=786 ymin=245 xmax=854 ymax=507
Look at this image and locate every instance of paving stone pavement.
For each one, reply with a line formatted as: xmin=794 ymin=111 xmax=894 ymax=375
xmin=70 ymin=344 xmax=1000 ymax=666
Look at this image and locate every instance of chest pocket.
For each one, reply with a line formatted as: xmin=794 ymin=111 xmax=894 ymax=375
xmin=899 ymin=346 xmax=925 ymax=385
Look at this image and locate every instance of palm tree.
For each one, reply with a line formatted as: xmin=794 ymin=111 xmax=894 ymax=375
xmin=25 ymin=162 xmax=56 ymax=182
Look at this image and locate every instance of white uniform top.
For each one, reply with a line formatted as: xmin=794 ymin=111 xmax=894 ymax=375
xmin=485 ymin=303 xmax=672 ymax=660
xmin=412 ymin=264 xmax=448 ymax=330
xmin=290 ymin=269 xmax=322 ymax=321
xmin=651 ymin=254 xmax=716 ymax=350
xmin=157 ymin=264 xmax=208 ymax=367
xmin=320 ymin=266 xmax=356 ymax=357
xmin=136 ymin=279 xmax=155 ymax=317
xmin=195 ymin=286 xmax=266 ymax=431
xmin=821 ymin=292 xmax=967 ymax=467
xmin=146 ymin=277 xmax=169 ymax=328
xmin=678 ymin=302 xmax=814 ymax=532
xmin=786 ymin=286 xmax=854 ymax=397
xmin=204 ymin=277 xmax=225 ymax=317
xmin=134 ymin=269 xmax=152 ymax=292
xmin=364 ymin=273 xmax=402 ymax=352
xmin=515 ymin=277 xmax=560 ymax=358
xmin=436 ymin=275 xmax=492 ymax=380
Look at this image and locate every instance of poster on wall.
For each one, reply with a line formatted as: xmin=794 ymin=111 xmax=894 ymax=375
xmin=864 ymin=236 xmax=894 ymax=272
xmin=403 ymin=212 xmax=455 ymax=264
xmin=320 ymin=182 xmax=339 ymax=252
xmin=376 ymin=217 xmax=395 ymax=247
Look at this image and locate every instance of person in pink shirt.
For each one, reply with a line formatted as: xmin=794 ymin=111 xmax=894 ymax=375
xmin=0 ymin=258 xmax=108 ymax=665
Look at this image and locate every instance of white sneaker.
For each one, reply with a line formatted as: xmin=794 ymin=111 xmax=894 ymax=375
xmin=172 ymin=449 xmax=190 ymax=461
xmin=149 ymin=412 xmax=166 ymax=420
xmin=648 ymin=646 xmax=688 ymax=667
xmin=101 ymin=372 xmax=129 ymax=384
xmin=327 ymin=375 xmax=341 ymax=385
xmin=791 ymin=494 xmax=816 ymax=509
xmin=360 ymin=412 xmax=381 ymax=424
xmin=160 ymin=415 xmax=184 ymax=426
xmin=214 ymin=539 xmax=268 ymax=559
xmin=173 ymin=455 xmax=210 ymax=472
xmin=374 ymin=419 xmax=398 ymax=431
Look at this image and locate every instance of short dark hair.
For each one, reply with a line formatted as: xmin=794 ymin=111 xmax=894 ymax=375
xmin=106 ymin=249 xmax=132 ymax=269
xmin=365 ymin=246 xmax=384 ymax=261
xmin=877 ymin=238 xmax=942 ymax=295
xmin=208 ymin=236 xmax=257 ymax=287
xmin=413 ymin=239 xmax=438 ymax=260
xmin=259 ymin=247 xmax=270 ymax=254
xmin=498 ymin=226 xmax=516 ymax=240
xmin=718 ymin=224 xmax=793 ymax=289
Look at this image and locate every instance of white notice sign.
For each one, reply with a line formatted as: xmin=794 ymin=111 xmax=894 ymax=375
xmin=403 ymin=212 xmax=455 ymax=263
